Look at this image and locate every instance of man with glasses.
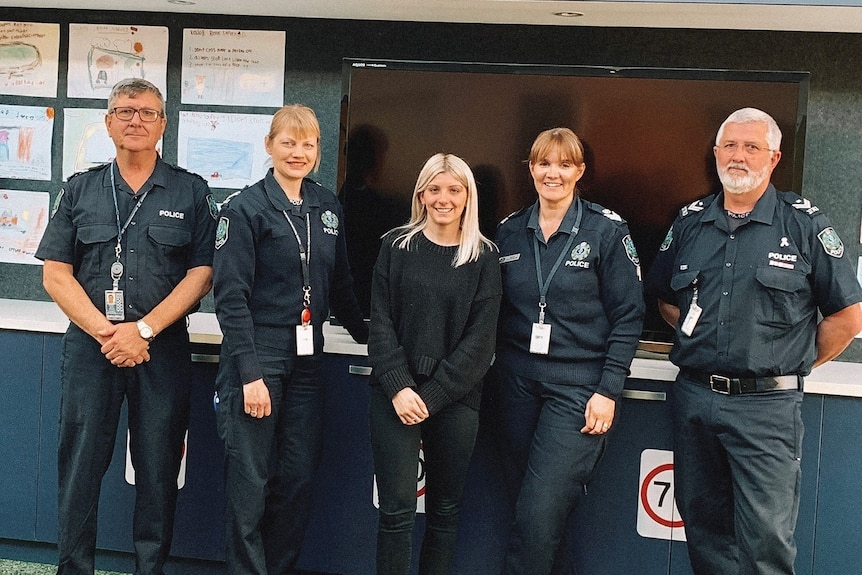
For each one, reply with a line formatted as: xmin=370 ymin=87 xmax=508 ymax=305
xmin=647 ymin=108 xmax=862 ymax=575
xmin=36 ymin=78 xmax=217 ymax=575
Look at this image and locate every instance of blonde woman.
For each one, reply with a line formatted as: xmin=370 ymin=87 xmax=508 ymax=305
xmin=368 ymin=153 xmax=502 ymax=575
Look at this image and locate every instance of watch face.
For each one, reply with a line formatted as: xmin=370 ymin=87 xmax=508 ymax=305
xmin=138 ymin=322 xmax=153 ymax=340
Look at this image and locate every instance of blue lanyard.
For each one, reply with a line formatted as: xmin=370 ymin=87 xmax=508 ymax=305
xmin=532 ymin=197 xmax=582 ymax=323
xmin=282 ymin=210 xmax=312 ymax=309
xmin=110 ymin=161 xmax=150 ymax=261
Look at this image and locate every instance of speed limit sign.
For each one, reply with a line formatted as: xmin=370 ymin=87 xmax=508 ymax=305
xmin=637 ymin=449 xmax=686 ymax=541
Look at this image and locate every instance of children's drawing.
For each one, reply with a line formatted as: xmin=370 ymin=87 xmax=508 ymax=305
xmin=0 ymin=21 xmax=60 ymax=97
xmin=178 ymin=111 xmax=271 ymax=189
xmin=181 ymin=29 xmax=285 ymax=107
xmin=0 ymin=105 xmax=54 ymax=181
xmin=68 ymin=24 xmax=168 ymax=100
xmin=0 ymin=189 xmax=50 ymax=265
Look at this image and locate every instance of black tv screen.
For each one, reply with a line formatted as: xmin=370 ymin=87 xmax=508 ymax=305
xmin=336 ymin=59 xmax=809 ymax=346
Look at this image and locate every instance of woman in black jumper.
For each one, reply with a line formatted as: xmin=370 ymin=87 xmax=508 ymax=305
xmin=368 ymin=153 xmax=502 ymax=575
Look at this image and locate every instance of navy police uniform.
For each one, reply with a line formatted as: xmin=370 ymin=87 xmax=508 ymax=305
xmin=492 ymin=198 xmax=645 ymax=575
xmin=35 ymin=159 xmax=216 ymax=575
xmin=646 ymin=185 xmax=862 ymax=574
xmin=213 ymin=170 xmax=367 ymax=575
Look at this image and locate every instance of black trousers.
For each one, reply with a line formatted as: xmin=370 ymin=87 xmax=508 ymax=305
xmin=57 ymin=324 xmax=191 ymax=575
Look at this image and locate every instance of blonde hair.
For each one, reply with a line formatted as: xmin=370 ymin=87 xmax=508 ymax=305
xmin=529 ymin=127 xmax=586 ymax=166
xmin=392 ymin=153 xmax=494 ymax=267
xmin=267 ymin=104 xmax=321 ymax=172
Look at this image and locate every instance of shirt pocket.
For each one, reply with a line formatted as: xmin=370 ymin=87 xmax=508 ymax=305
xmin=76 ymin=223 xmax=118 ymax=284
xmin=147 ymin=224 xmax=191 ymax=278
xmin=754 ymin=266 xmax=810 ymax=327
xmin=670 ymin=269 xmax=700 ymax=311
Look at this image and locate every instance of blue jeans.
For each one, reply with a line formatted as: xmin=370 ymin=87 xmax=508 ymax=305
xmin=493 ymin=367 xmax=607 ymax=575
xmin=369 ymin=386 xmax=479 ymax=575
xmin=672 ymin=377 xmax=803 ymax=575
xmin=216 ymin=346 xmax=323 ymax=575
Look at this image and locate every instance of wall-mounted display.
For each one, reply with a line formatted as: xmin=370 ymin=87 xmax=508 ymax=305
xmin=0 ymin=21 xmax=60 ymax=98
xmin=0 ymin=104 xmax=54 ymax=180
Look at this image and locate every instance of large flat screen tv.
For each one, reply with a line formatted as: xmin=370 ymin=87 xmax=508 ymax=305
xmin=336 ymin=59 xmax=809 ymax=348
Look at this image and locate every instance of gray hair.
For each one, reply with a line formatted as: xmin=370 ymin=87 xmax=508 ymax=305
xmin=107 ymin=78 xmax=165 ymax=115
xmin=716 ymin=107 xmax=782 ymax=151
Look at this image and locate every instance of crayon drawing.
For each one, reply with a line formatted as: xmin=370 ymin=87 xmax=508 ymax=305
xmin=68 ymin=24 xmax=168 ymax=100
xmin=0 ymin=104 xmax=54 ymax=181
xmin=0 ymin=189 xmax=50 ymax=265
xmin=178 ymin=111 xmax=271 ymax=189
xmin=0 ymin=21 xmax=59 ymax=97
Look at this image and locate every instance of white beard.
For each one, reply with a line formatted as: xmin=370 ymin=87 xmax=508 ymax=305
xmin=717 ymin=162 xmax=769 ymax=195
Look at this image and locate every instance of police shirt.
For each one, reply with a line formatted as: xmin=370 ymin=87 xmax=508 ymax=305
xmin=213 ymin=170 xmax=366 ymax=385
xmin=35 ymin=159 xmax=217 ymax=324
xmin=646 ymin=185 xmax=862 ymax=377
xmin=495 ymin=198 xmax=645 ymax=399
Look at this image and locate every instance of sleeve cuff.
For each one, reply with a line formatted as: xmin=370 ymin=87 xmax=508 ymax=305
xmin=376 ymin=366 xmax=416 ymax=400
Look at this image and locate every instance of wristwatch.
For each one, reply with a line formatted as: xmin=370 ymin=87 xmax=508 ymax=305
xmin=137 ymin=320 xmax=155 ymax=342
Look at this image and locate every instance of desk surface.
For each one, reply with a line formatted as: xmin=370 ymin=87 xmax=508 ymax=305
xmin=1 ymin=298 xmax=859 ymax=397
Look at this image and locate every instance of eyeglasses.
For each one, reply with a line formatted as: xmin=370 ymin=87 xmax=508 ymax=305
xmin=109 ymin=107 xmax=164 ymax=122
xmin=718 ymin=142 xmax=774 ymax=155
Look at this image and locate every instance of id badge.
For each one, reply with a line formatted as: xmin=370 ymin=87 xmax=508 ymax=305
xmin=105 ymin=289 xmax=125 ymax=321
xmin=680 ymin=302 xmax=702 ymax=337
xmin=296 ymin=324 xmax=314 ymax=356
xmin=529 ymin=322 xmax=551 ymax=355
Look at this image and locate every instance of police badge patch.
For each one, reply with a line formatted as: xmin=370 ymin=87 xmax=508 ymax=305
xmin=817 ymin=227 xmax=844 ymax=258
xmin=622 ymin=235 xmax=640 ymax=265
xmin=659 ymin=228 xmax=673 ymax=251
xmin=51 ymin=189 xmax=65 ymax=219
xmin=571 ymin=242 xmax=591 ymax=260
xmin=207 ymin=194 xmax=219 ymax=220
xmin=215 ymin=216 xmax=229 ymax=250
xmin=321 ymin=210 xmax=339 ymax=235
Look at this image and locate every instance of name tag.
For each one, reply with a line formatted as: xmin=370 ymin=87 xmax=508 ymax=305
xmin=500 ymin=253 xmax=521 ymax=264
xmin=530 ymin=322 xmax=551 ymax=354
xmin=296 ymin=324 xmax=314 ymax=356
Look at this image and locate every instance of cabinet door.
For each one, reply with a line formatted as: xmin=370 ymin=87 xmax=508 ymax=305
xmin=0 ymin=331 xmax=43 ymax=540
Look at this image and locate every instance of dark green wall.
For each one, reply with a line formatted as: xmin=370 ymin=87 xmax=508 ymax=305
xmin=3 ymin=8 xmax=861 ymax=360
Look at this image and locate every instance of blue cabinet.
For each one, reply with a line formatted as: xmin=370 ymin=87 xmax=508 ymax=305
xmin=0 ymin=331 xmax=43 ymax=541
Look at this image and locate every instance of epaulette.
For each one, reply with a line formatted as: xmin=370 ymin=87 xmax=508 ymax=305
xmin=586 ymin=201 xmax=626 ymax=223
xmin=168 ymin=163 xmax=209 ymax=184
xmin=678 ymin=194 xmax=716 ymax=218
xmin=68 ymin=162 xmax=109 ymax=181
xmin=498 ymin=205 xmax=530 ymax=228
xmin=219 ymin=188 xmax=244 ymax=210
xmin=780 ymin=192 xmax=821 ymax=217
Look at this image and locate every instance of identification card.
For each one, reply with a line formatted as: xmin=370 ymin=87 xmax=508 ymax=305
xmin=105 ymin=290 xmax=125 ymax=321
xmin=296 ymin=324 xmax=314 ymax=356
xmin=529 ymin=322 xmax=552 ymax=355
xmin=680 ymin=302 xmax=702 ymax=337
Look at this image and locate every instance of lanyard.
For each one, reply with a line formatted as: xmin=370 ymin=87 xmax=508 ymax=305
xmin=109 ymin=161 xmax=150 ymax=285
xmin=532 ymin=197 xmax=582 ymax=323
xmin=282 ymin=210 xmax=312 ymax=322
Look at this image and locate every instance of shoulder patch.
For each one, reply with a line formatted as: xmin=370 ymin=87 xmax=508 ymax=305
xmin=51 ymin=188 xmax=65 ymax=219
xmin=622 ymin=234 xmax=640 ymax=265
xmin=659 ymin=227 xmax=673 ymax=251
xmin=817 ymin=226 xmax=844 ymax=258
xmin=215 ymin=216 xmax=229 ymax=250
xmin=207 ymin=194 xmax=218 ymax=219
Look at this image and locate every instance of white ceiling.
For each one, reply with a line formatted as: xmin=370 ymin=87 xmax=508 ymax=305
xmin=3 ymin=0 xmax=862 ymax=33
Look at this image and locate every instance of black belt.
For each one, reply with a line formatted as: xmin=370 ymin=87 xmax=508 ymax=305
xmin=681 ymin=370 xmax=802 ymax=395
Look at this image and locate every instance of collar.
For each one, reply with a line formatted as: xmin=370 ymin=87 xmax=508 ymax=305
xmin=702 ymin=184 xmax=778 ymax=228
xmin=99 ymin=156 xmax=167 ymax=196
xmin=526 ymin=198 xmax=582 ymax=241
xmin=263 ymin=169 xmax=322 ymax=215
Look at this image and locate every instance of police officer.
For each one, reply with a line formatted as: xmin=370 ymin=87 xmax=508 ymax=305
xmin=213 ymin=104 xmax=367 ymax=575
xmin=491 ymin=127 xmax=645 ymax=575
xmin=646 ymin=108 xmax=862 ymax=575
xmin=36 ymin=78 xmax=217 ymax=575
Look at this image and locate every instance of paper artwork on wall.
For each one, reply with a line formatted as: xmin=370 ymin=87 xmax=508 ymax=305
xmin=0 ymin=21 xmax=60 ymax=98
xmin=181 ymin=29 xmax=285 ymax=107
xmin=0 ymin=104 xmax=54 ymax=180
xmin=178 ymin=111 xmax=272 ymax=189
xmin=0 ymin=189 xmax=50 ymax=265
xmin=67 ymin=23 xmax=169 ymax=100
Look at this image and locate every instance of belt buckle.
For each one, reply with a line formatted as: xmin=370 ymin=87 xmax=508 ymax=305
xmin=709 ymin=375 xmax=731 ymax=395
